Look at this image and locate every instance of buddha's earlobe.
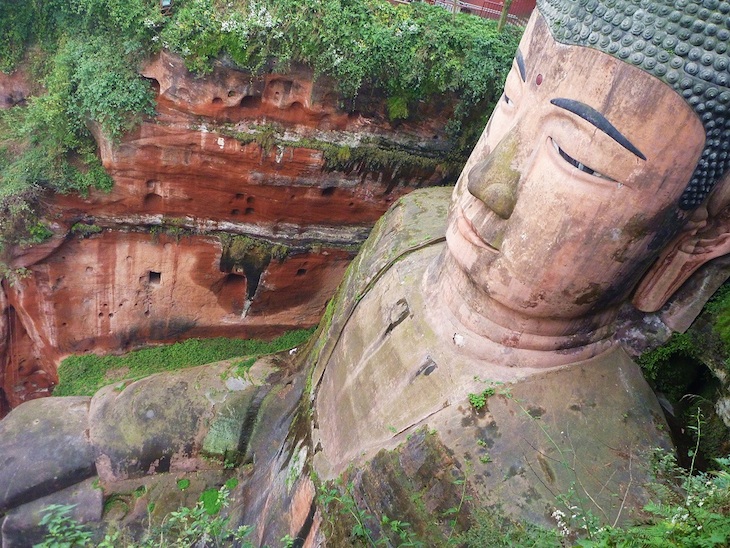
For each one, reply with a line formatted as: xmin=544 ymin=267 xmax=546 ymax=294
xmin=633 ymin=175 xmax=730 ymax=312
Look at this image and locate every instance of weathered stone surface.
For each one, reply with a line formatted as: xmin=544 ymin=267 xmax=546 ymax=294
xmin=3 ymin=348 xmax=322 ymax=544
xmin=0 ymin=397 xmax=95 ymax=512
xmin=1 ymin=478 xmax=103 ymax=548
xmin=0 ymin=69 xmax=30 ymax=109
xmin=1 ymin=231 xmax=352 ymax=409
xmin=230 ymin=355 xmax=318 ymax=547
xmin=313 ymin=238 xmax=672 ymax=524
xmin=100 ymin=469 xmax=233 ymax=535
xmin=326 ymin=429 xmax=473 ymax=545
xmin=309 ymin=186 xmax=452 ymax=390
xmin=89 ymin=359 xmax=275 ymax=482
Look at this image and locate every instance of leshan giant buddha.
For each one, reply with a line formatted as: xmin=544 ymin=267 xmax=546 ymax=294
xmin=309 ymin=0 xmax=730 ymax=524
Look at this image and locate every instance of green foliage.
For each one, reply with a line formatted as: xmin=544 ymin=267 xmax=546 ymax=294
xmin=705 ymin=280 xmax=730 ymax=357
xmin=219 ymin=233 xmax=290 ymax=272
xmin=318 ymin=480 xmax=425 ymax=547
xmin=25 ymin=221 xmax=53 ymax=244
xmin=574 ymin=451 xmax=730 ymax=547
xmin=54 ymin=328 xmax=313 ymax=396
xmin=199 ymin=487 xmax=224 ymax=516
xmin=35 ymin=504 xmax=94 ymax=548
xmin=467 ymin=387 xmax=495 ymax=411
xmin=457 ymin=508 xmax=560 ymax=547
xmin=161 ymin=0 xmax=519 ymax=152
xmin=637 ymin=332 xmax=700 ymax=401
xmin=386 ymin=96 xmax=409 ymax=121
xmin=71 ymin=222 xmax=103 ymax=237
xmin=0 ymin=0 xmax=519 ymax=266
xmin=38 ymin=485 xmax=255 ymax=547
xmin=318 ymin=481 xmax=376 ymax=545
xmin=0 ymin=0 xmax=156 ymax=263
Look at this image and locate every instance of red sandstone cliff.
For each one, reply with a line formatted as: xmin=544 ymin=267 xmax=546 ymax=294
xmin=0 ymin=52 xmax=456 ymax=413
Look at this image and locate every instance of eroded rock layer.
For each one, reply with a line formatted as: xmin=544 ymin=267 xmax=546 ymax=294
xmin=0 ymin=52 xmax=455 ymax=412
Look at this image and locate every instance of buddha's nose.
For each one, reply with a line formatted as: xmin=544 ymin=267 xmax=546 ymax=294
xmin=466 ymin=138 xmax=520 ymax=220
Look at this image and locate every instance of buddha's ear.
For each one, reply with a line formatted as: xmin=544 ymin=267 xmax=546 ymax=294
xmin=633 ymin=175 xmax=730 ymax=313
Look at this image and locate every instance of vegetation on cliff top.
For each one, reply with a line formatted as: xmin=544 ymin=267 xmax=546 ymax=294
xmin=0 ymin=0 xmax=520 ymax=262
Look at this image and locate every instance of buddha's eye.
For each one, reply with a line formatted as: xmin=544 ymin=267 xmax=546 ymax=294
xmin=551 ymin=138 xmax=614 ymax=181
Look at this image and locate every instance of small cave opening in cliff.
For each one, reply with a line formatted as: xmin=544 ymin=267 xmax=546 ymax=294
xmin=144 ymin=192 xmax=163 ymax=209
xmin=212 ymin=97 xmax=223 ymax=105
xmin=296 ymin=268 xmax=307 ymax=277
xmin=0 ymin=388 xmax=9 ymax=418
xmin=321 ymin=187 xmax=335 ymax=197
xmin=148 ymin=271 xmax=161 ymax=286
xmin=240 ymin=95 xmax=261 ymax=109
xmin=244 ymin=207 xmax=254 ymax=215
xmin=145 ymin=77 xmax=160 ymax=96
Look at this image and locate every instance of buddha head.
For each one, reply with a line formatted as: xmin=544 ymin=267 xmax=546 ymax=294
xmin=443 ymin=0 xmax=730 ymax=349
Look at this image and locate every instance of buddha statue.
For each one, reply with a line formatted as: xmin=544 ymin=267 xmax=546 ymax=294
xmin=5 ymin=0 xmax=730 ymax=541
xmin=308 ymin=0 xmax=730 ymax=525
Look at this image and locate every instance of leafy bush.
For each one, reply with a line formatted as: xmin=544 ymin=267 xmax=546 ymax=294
xmin=575 ymin=451 xmax=730 ymax=547
xmin=0 ymin=0 xmax=157 ymax=261
xmin=54 ymin=328 xmax=313 ymax=396
xmin=38 ymin=482 xmax=255 ymax=547
xmin=160 ymin=0 xmax=520 ymax=148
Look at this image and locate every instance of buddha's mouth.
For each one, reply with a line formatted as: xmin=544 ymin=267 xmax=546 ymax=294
xmin=456 ymin=208 xmax=499 ymax=253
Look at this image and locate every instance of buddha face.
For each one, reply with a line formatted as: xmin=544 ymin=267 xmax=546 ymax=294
xmin=445 ymin=12 xmax=707 ymax=324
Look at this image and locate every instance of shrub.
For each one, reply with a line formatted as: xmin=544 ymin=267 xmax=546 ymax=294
xmin=37 ymin=483 xmax=254 ymax=547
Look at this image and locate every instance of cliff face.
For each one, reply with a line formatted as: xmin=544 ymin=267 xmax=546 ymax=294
xmin=0 ymin=52 xmax=455 ymax=413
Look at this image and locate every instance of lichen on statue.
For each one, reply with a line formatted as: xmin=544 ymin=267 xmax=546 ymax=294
xmin=309 ymin=0 xmax=730 ymax=527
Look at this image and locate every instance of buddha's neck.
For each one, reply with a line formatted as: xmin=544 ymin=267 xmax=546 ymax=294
xmin=424 ymin=250 xmax=618 ymax=367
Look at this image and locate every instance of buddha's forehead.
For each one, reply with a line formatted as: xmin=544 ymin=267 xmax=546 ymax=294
xmin=519 ymin=15 xmax=697 ymax=134
xmin=505 ymin=20 xmax=704 ymax=202
xmin=536 ymin=0 xmax=730 ymax=209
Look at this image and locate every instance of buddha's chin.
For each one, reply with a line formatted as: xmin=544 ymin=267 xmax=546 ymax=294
xmin=432 ymin=242 xmax=619 ymax=349
xmin=424 ymin=256 xmax=615 ymax=366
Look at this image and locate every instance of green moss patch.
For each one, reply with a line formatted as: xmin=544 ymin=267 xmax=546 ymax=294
xmin=54 ymin=329 xmax=313 ymax=396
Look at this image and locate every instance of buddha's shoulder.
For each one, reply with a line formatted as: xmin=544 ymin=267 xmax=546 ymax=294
xmin=333 ymin=186 xmax=450 ymax=310
xmin=365 ymin=186 xmax=451 ymax=260
xmin=307 ymin=187 xmax=450 ymax=380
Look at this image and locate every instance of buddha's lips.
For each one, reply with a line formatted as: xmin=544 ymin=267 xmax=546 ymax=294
xmin=456 ymin=208 xmax=499 ymax=253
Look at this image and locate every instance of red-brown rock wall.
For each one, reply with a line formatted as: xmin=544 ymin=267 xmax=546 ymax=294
xmin=1 ymin=230 xmax=352 ymax=408
xmin=0 ymin=51 xmax=455 ymax=412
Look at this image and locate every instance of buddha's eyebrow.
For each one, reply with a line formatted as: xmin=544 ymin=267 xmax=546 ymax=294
xmin=515 ymin=49 xmax=526 ymax=82
xmin=550 ymin=98 xmax=646 ymax=160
